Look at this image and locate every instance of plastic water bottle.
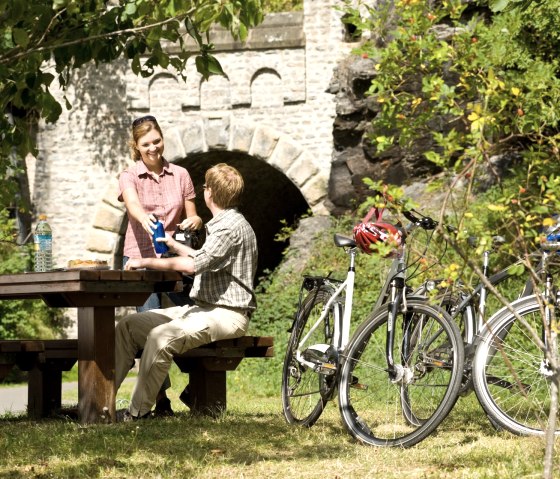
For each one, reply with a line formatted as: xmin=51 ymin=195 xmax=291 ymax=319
xmin=152 ymin=216 xmax=169 ymax=254
xmin=34 ymin=214 xmax=52 ymax=272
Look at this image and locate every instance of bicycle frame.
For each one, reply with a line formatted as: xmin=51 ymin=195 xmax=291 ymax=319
xmin=421 ymin=249 xmax=535 ymax=347
xmin=383 ymin=245 xmax=409 ymax=380
xmin=293 ymin=233 xmax=406 ymax=375
xmin=295 ymin=243 xmax=357 ymax=371
xmin=292 ymin=212 xmax=438 ymax=380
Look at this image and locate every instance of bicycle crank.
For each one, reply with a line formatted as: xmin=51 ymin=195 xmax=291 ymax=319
xmin=302 ymin=343 xmax=338 ymax=375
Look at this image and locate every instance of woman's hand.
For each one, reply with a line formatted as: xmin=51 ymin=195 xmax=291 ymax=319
xmin=179 ymin=215 xmax=203 ymax=231
xmin=142 ymin=214 xmax=157 ymax=235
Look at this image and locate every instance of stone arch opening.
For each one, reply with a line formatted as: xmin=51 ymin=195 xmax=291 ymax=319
xmin=200 ymin=74 xmax=232 ymax=110
xmin=250 ymin=68 xmax=283 ymax=108
xmin=175 ymin=151 xmax=309 ymax=279
xmin=148 ymin=73 xmax=182 ymax=117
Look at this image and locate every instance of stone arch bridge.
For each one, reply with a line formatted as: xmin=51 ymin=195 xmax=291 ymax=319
xmin=32 ymin=0 xmax=357 ymax=278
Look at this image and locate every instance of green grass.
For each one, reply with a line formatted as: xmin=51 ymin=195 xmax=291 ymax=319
xmin=0 ymin=360 xmax=557 ymax=479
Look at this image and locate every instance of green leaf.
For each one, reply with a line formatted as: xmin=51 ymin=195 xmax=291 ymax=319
xmin=125 ymin=2 xmax=137 ymax=16
xmin=205 ymin=54 xmax=225 ymax=75
xmin=185 ymin=17 xmax=203 ymax=45
xmin=195 ymin=53 xmax=225 ymax=80
xmin=42 ymin=91 xmax=63 ymax=123
xmin=508 ymin=263 xmax=526 ymax=276
xmin=12 ymin=28 xmax=29 ymax=48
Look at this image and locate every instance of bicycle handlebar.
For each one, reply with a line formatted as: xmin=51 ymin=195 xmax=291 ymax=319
xmin=401 ymin=208 xmax=439 ymax=231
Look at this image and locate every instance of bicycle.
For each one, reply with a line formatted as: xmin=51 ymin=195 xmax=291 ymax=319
xmin=281 ymin=208 xmax=465 ymax=447
xmin=416 ymin=224 xmax=560 ymax=436
xmin=414 ymin=235 xmax=531 ymax=395
xmin=471 ymin=232 xmax=560 ymax=436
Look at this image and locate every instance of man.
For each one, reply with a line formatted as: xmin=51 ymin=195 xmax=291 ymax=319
xmin=115 ymin=163 xmax=257 ymax=420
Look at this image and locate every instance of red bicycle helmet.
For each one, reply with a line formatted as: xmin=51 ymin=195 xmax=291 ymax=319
xmin=353 ymin=221 xmax=402 ymax=255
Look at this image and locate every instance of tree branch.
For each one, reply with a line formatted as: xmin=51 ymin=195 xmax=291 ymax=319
xmin=0 ymin=8 xmax=198 ymax=66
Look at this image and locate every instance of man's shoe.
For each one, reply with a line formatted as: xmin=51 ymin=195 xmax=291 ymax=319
xmin=179 ymin=385 xmax=192 ymax=409
xmin=116 ymin=408 xmax=151 ymax=422
xmin=116 ymin=409 xmax=136 ymax=422
xmin=154 ymin=397 xmax=174 ymax=417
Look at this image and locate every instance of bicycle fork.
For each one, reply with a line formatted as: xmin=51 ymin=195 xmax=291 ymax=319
xmin=539 ymin=251 xmax=558 ymax=379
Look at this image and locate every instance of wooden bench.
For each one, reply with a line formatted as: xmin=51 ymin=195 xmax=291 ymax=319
xmin=0 ymin=335 xmax=273 ymax=419
xmin=137 ymin=335 xmax=274 ymax=417
xmin=0 ymin=339 xmax=78 ymax=418
xmin=170 ymin=335 xmax=274 ymax=417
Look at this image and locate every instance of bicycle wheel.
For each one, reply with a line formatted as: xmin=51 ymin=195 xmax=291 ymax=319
xmin=473 ymin=295 xmax=560 ymax=436
xmin=338 ymin=300 xmax=464 ymax=447
xmin=282 ymin=287 xmax=341 ymax=426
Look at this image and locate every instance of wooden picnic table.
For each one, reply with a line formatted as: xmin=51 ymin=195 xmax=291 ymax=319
xmin=0 ymin=269 xmax=182 ymax=423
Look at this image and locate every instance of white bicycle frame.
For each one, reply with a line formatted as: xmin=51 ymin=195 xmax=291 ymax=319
xmin=294 ymin=238 xmax=404 ymax=373
xmin=295 ymin=246 xmax=357 ymax=371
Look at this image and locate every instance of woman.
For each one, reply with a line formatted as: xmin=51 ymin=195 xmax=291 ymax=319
xmin=118 ymin=115 xmax=202 ymax=417
xmin=118 ymin=115 xmax=203 ymax=310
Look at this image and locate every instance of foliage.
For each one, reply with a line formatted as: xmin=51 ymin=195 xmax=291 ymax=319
xmin=342 ymin=0 xmax=560 ymax=258
xmin=0 ymin=0 xmax=264 ymax=207
xmin=341 ymin=2 xmax=560 ymax=473
xmin=0 ymin=209 xmax=68 ymax=340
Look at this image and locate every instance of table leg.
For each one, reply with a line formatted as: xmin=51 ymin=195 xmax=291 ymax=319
xmin=77 ymin=306 xmax=115 ymax=423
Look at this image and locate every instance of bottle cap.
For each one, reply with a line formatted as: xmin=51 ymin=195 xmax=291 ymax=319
xmin=38 ymin=214 xmax=48 ymax=221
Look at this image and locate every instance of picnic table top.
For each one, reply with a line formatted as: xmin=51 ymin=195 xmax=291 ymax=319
xmin=0 ymin=269 xmax=182 ymax=307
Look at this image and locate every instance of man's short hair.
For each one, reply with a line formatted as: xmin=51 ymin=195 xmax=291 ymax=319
xmin=205 ymin=163 xmax=244 ymax=209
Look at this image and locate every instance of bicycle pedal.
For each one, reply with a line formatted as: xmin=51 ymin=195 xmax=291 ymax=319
xmin=350 ymin=376 xmax=368 ymax=390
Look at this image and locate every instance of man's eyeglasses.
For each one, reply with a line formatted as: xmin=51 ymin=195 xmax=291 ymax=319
xmin=132 ymin=115 xmax=157 ymax=128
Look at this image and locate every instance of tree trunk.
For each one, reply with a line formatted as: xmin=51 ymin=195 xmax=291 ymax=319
xmin=543 ymin=332 xmax=558 ymax=479
xmin=15 ymin=157 xmax=33 ymax=245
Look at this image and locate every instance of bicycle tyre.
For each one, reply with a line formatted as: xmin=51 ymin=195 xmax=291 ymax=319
xmin=338 ymin=300 xmax=464 ymax=447
xmin=282 ymin=286 xmax=341 ymax=426
xmin=472 ymin=295 xmax=560 ymax=436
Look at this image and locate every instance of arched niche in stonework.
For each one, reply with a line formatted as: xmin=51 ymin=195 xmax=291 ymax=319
xmin=250 ymin=68 xmax=283 ymax=108
xmin=148 ymin=73 xmax=183 ymax=119
xmin=200 ymin=74 xmax=232 ymax=110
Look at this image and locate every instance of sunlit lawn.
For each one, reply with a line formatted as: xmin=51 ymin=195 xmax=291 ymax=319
xmin=0 ymin=361 xmax=557 ymax=479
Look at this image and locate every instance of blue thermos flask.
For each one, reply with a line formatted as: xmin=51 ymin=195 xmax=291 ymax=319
xmin=152 ymin=216 xmax=169 ymax=254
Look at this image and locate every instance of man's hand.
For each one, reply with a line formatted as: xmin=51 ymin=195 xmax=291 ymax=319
xmin=124 ymin=258 xmax=144 ymax=270
xmin=158 ymin=234 xmax=193 ymax=257
xmin=157 ymin=234 xmax=178 ymax=254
